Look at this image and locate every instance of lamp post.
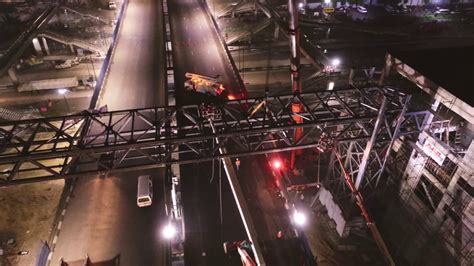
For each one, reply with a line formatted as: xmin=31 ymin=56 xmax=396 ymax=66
xmin=58 ymin=89 xmax=70 ymax=113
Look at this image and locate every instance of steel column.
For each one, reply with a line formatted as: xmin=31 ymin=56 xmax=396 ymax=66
xmin=354 ymin=96 xmax=387 ymax=190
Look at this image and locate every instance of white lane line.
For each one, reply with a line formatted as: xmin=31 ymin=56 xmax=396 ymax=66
xmin=57 ymin=221 xmax=63 ymax=230
xmin=191 ymin=51 xmax=194 ymax=56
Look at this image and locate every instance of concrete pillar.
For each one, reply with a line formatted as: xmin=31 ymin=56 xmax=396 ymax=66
xmin=273 ymin=22 xmax=279 ymax=40
xmin=32 ymin=38 xmax=43 ymax=56
xmin=69 ymin=44 xmax=75 ymax=53
xmin=7 ymin=67 xmax=18 ymax=85
xmin=41 ymin=37 xmax=50 ymax=55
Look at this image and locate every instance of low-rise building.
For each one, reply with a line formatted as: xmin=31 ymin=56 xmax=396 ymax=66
xmin=384 ymin=46 xmax=473 ymax=265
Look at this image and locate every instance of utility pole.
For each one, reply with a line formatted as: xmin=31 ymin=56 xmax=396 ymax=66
xmin=288 ymin=0 xmax=303 ymax=170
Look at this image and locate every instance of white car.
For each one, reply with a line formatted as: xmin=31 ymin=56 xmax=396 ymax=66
xmin=357 ymin=5 xmax=367 ymax=13
xmin=435 ymin=7 xmax=449 ymax=14
xmin=108 ymin=1 xmax=117 ymax=10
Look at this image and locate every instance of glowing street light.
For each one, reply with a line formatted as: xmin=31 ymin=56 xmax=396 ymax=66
xmin=331 ymin=58 xmax=341 ymax=67
xmin=324 ymin=0 xmax=331 ymax=4
xmin=292 ymin=210 xmax=307 ymax=226
xmin=58 ymin=88 xmax=70 ymax=113
xmin=298 ymin=2 xmax=304 ymax=9
xmin=162 ymin=223 xmax=177 ymax=239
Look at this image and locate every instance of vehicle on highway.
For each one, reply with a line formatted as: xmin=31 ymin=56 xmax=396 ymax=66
xmin=54 ymin=57 xmax=80 ymax=69
xmin=356 ymin=5 xmax=367 ymax=13
xmin=184 ymin=72 xmax=225 ymax=96
xmin=108 ymin=1 xmax=117 ymax=10
xmin=137 ymin=175 xmax=153 ymax=207
xmin=17 ymin=76 xmax=95 ymax=93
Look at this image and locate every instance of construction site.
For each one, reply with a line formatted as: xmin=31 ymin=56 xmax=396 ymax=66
xmin=0 ymin=0 xmax=472 ymax=265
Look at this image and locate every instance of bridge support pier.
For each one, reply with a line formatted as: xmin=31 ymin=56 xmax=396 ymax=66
xmin=273 ymin=22 xmax=279 ymax=40
xmin=32 ymin=38 xmax=43 ymax=56
xmin=7 ymin=67 xmax=18 ymax=85
xmin=41 ymin=37 xmax=50 ymax=55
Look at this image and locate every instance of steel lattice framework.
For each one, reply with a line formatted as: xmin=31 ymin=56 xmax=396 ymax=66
xmin=0 ymin=86 xmax=429 ymax=187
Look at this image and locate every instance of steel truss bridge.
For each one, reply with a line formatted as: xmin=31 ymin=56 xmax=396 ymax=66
xmin=0 ymin=86 xmax=429 ymax=192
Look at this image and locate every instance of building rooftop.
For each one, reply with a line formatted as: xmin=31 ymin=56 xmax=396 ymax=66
xmin=391 ymin=46 xmax=474 ymax=107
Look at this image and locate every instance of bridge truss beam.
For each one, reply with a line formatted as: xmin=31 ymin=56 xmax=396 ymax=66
xmin=0 ymin=86 xmax=428 ymax=187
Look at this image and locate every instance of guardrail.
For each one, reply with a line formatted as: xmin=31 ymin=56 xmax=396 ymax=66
xmin=200 ymin=0 xmax=247 ymax=97
xmin=88 ymin=0 xmax=129 ymax=109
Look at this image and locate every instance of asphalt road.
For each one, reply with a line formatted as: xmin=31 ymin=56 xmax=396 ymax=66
xmin=50 ymin=0 xmax=168 ymax=264
xmin=168 ymin=0 xmax=244 ymax=103
xmin=100 ymin=0 xmax=166 ymax=110
xmin=168 ymin=0 xmax=247 ymax=264
xmin=169 ymin=1 xmax=308 ymax=264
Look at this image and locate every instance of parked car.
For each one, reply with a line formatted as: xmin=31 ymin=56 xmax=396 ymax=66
xmin=435 ymin=7 xmax=450 ymax=14
xmin=384 ymin=4 xmax=396 ymax=13
xmin=356 ymin=5 xmax=367 ymax=13
xmin=108 ymin=1 xmax=117 ymax=10
xmin=398 ymin=5 xmax=408 ymax=13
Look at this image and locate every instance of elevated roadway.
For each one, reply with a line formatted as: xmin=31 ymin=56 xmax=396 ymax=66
xmin=168 ymin=1 xmax=247 ymax=264
xmin=168 ymin=0 xmax=307 ymax=264
xmin=50 ymin=0 xmax=168 ymax=264
xmin=0 ymin=5 xmax=58 ymax=77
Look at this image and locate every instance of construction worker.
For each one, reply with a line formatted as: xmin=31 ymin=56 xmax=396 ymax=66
xmin=235 ymin=158 xmax=241 ymax=170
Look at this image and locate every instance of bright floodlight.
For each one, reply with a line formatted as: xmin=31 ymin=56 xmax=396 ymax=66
xmin=293 ymin=210 xmax=307 ymax=226
xmin=58 ymin=88 xmax=68 ymax=95
xmin=332 ymin=58 xmax=341 ymax=67
xmin=327 ymin=81 xmax=335 ymax=90
xmin=298 ymin=2 xmax=303 ymax=9
xmin=272 ymin=160 xmax=282 ymax=170
xmin=162 ymin=223 xmax=177 ymax=239
xmin=324 ymin=0 xmax=331 ymax=4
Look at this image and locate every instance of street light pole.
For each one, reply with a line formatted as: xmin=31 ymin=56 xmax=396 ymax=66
xmin=58 ymin=89 xmax=70 ymax=113
xmin=63 ymin=95 xmax=70 ymax=113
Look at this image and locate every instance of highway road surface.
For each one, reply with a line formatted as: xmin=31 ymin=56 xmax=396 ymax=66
xmin=99 ymin=0 xmax=166 ymax=110
xmin=168 ymin=0 xmax=247 ymax=264
xmin=50 ymin=0 xmax=168 ymax=264
xmin=169 ymin=0 xmax=308 ymax=264
xmin=169 ymin=0 xmax=244 ymax=104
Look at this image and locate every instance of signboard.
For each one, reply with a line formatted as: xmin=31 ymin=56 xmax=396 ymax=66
xmin=323 ymin=7 xmax=335 ymax=13
xmin=422 ymin=137 xmax=446 ymax=166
